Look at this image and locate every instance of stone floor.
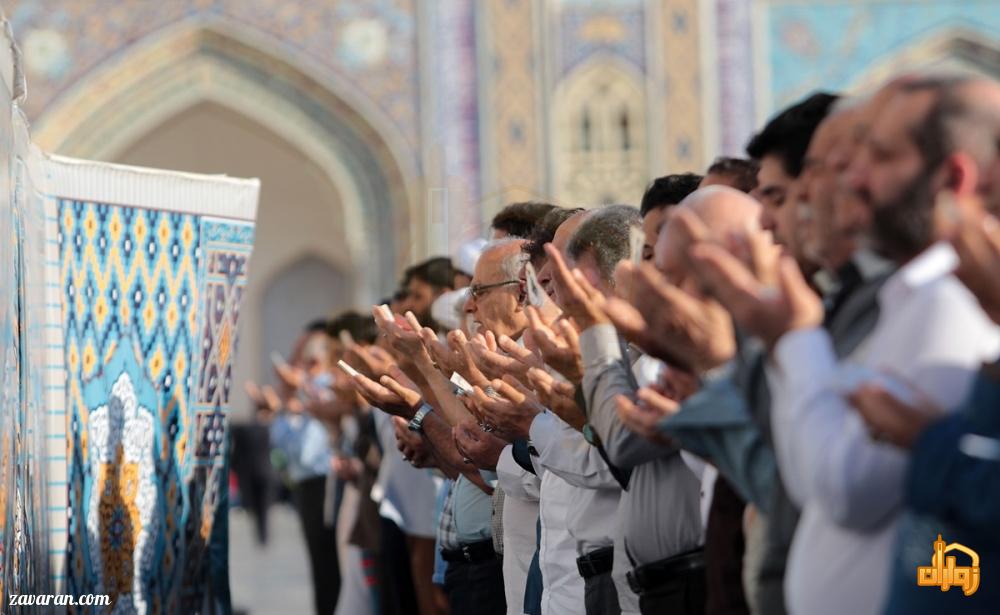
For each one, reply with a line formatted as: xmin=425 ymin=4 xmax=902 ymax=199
xmin=230 ymin=504 xmax=313 ymax=615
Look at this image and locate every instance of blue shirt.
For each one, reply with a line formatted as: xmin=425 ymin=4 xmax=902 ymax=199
xmin=269 ymin=413 xmax=332 ymax=483
xmin=886 ymin=363 xmax=1000 ymax=614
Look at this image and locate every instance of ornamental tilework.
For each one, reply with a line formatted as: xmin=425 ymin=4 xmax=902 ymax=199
xmin=660 ymin=0 xmax=704 ymax=171
xmin=60 ymin=201 xmax=254 ymax=613
xmin=557 ymin=1 xmax=646 ymax=78
xmin=481 ymin=0 xmax=545 ymax=205
xmin=6 ymin=0 xmax=421 ymax=155
xmin=762 ymin=0 xmax=1000 ymax=111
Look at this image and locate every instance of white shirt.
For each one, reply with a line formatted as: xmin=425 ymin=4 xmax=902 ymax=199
xmin=529 ymin=411 xmax=618 ymax=614
xmin=536 ymin=469 xmax=587 ymax=615
xmin=768 ymin=243 xmax=1000 ymax=615
xmin=496 ymin=445 xmax=540 ymax=615
xmin=372 ymin=410 xmax=439 ymax=537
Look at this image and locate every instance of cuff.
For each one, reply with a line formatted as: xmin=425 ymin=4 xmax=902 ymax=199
xmin=528 ymin=410 xmax=562 ymax=454
xmin=580 ymin=323 xmax=623 ymax=368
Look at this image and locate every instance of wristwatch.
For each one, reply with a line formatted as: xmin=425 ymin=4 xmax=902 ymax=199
xmin=408 ymin=403 xmax=434 ymax=433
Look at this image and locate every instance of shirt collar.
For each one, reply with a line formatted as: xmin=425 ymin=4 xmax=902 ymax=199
xmin=851 ymin=248 xmax=895 ymax=282
xmin=878 ymin=241 xmax=958 ymax=310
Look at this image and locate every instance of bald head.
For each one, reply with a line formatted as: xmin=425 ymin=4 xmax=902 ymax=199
xmin=679 ymin=185 xmax=762 ymax=235
xmin=655 ymin=186 xmax=762 ymax=282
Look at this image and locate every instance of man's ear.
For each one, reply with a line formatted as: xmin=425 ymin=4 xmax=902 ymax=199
xmin=941 ymin=151 xmax=980 ymax=197
xmin=516 ymin=280 xmax=528 ymax=308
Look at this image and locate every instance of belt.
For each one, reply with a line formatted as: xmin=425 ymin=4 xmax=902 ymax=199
xmin=576 ymin=546 xmax=614 ymax=579
xmin=440 ymin=539 xmax=498 ymax=564
xmin=626 ymin=548 xmax=705 ymax=594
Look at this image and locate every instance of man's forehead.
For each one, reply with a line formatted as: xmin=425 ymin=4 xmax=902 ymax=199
xmin=552 ymin=210 xmax=588 ymax=250
xmin=810 ymin=111 xmax=855 ymax=155
xmin=869 ymin=89 xmax=936 ymax=142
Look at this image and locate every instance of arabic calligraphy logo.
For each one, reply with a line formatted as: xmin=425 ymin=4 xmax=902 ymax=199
xmin=917 ymin=534 xmax=980 ymax=596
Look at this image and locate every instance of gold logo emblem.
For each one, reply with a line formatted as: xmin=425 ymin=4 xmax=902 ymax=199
xmin=917 ymin=534 xmax=980 ymax=596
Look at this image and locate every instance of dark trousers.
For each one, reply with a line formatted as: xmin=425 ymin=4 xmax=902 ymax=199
xmin=584 ymin=570 xmax=621 ymax=615
xmin=637 ymin=567 xmax=707 ymax=615
xmin=378 ymin=515 xmax=418 ymax=615
xmin=292 ymin=476 xmax=340 ymax=615
xmin=443 ymin=556 xmax=507 ymax=615
xmin=705 ymin=478 xmax=750 ymax=615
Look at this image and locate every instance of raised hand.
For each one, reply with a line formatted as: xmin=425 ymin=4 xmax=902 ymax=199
xmin=849 ymin=384 xmax=939 ymax=449
xmin=525 ymin=367 xmax=586 ymax=430
xmin=615 ymin=388 xmax=679 ymax=445
xmin=453 ymin=420 xmax=507 ymax=470
xmin=951 ymin=208 xmax=1000 ymax=326
xmin=688 ymin=242 xmax=822 ymax=350
xmin=393 ymin=416 xmax=433 ymax=468
xmin=345 ymin=343 xmax=396 ymax=381
xmin=544 ymin=243 xmax=610 ymax=331
xmin=525 ymin=306 xmax=583 ymax=384
xmin=419 ymin=327 xmax=491 ymax=387
xmin=603 ymin=260 xmax=735 ymax=374
xmin=473 ymin=376 xmax=545 ymax=440
xmin=466 ymin=333 xmax=536 ymax=383
xmin=349 ymin=369 xmax=422 ymax=420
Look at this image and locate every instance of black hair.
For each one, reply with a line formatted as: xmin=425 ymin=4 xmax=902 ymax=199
xmin=327 ymin=310 xmax=379 ymax=345
xmin=639 ymin=173 xmax=703 ymax=216
xmin=304 ymin=319 xmax=328 ymax=334
xmin=745 ymin=92 xmax=840 ymax=177
xmin=705 ymin=157 xmax=760 ymax=193
xmin=523 ymin=207 xmax=586 ymax=264
xmin=402 ymin=256 xmax=456 ymax=290
xmin=490 ymin=201 xmax=559 ymax=238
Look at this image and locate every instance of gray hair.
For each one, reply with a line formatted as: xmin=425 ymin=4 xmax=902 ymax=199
xmin=898 ymin=73 xmax=1000 ymax=171
xmin=566 ymin=204 xmax=642 ymax=283
xmin=482 ymin=237 xmax=528 ymax=280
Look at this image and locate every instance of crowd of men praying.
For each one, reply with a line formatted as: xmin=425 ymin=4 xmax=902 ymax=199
xmin=245 ymin=71 xmax=1000 ymax=615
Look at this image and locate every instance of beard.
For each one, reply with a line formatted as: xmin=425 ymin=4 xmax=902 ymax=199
xmin=869 ymin=171 xmax=936 ymax=262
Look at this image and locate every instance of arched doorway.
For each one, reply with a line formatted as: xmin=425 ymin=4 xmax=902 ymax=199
xmin=111 ymin=100 xmax=354 ymax=420
xmin=31 ymin=23 xmax=420 ymax=421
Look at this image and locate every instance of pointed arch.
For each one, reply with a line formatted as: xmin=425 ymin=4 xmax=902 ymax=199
xmin=30 ymin=19 xmax=419 ymax=291
xmin=550 ymin=55 xmax=650 ymax=206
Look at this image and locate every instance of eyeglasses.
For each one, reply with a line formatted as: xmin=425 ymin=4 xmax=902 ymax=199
xmin=469 ymin=280 xmax=519 ymax=300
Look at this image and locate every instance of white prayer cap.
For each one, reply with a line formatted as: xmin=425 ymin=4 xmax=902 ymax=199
xmin=431 ymin=288 xmax=469 ymax=331
xmin=454 ymin=238 xmax=488 ymax=276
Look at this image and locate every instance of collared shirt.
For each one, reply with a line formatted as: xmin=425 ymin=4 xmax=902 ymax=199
xmin=882 ymin=361 xmax=1000 ymax=614
xmin=451 ymin=473 xmax=495 ymax=544
xmin=529 ymin=411 xmax=618 ymax=614
xmin=497 ymin=445 xmax=540 ymax=615
xmin=269 ymin=412 xmax=332 ymax=483
xmin=373 ymin=410 xmax=439 ymax=538
xmin=436 ymin=479 xmax=460 ymax=551
xmin=768 ymin=242 xmax=1000 ymax=615
xmin=580 ymin=323 xmax=704 ymax=567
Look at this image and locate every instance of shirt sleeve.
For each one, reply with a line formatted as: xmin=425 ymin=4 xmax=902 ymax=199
xmin=906 ymin=368 xmax=1000 ymax=540
xmin=496 ymin=444 xmax=541 ymax=501
xmin=529 ymin=410 xmax=620 ymax=489
xmin=771 ymin=327 xmax=909 ymax=529
xmin=580 ymin=323 xmax=678 ymax=468
xmin=772 ymin=294 xmax=993 ymax=531
xmin=659 ymin=372 xmax=779 ymax=512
